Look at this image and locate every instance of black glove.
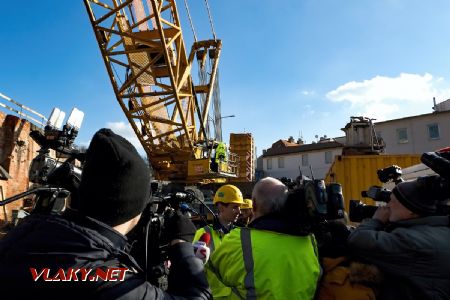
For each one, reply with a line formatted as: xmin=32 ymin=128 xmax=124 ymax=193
xmin=164 ymin=211 xmax=196 ymax=243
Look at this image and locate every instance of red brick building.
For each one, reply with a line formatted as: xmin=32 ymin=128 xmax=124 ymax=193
xmin=0 ymin=112 xmax=41 ymax=223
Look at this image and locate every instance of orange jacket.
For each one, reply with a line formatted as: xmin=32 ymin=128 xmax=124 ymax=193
xmin=317 ymin=256 xmax=381 ymax=300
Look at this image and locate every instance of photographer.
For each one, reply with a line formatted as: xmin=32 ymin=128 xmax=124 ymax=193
xmin=347 ymin=179 xmax=450 ymax=300
xmin=0 ymin=128 xmax=211 ymax=299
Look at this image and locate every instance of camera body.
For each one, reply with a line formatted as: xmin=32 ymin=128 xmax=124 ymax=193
xmin=128 ymin=187 xmax=205 ymax=289
xmin=283 ymin=180 xmax=350 ymax=257
xmin=377 ymin=165 xmax=403 ymax=184
xmin=283 ymin=179 xmax=346 ymax=232
xmin=27 ymin=125 xmax=84 ymax=213
xmin=0 ymin=108 xmax=85 ymax=217
xmin=349 ymin=186 xmax=392 ymax=222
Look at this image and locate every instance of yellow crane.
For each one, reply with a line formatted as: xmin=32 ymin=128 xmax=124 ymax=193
xmin=83 ymin=0 xmax=237 ymax=182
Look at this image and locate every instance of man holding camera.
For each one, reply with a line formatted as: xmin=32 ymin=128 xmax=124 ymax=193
xmin=206 ymin=177 xmax=320 ymax=299
xmin=347 ymin=179 xmax=450 ymax=300
xmin=0 ymin=128 xmax=211 ymax=299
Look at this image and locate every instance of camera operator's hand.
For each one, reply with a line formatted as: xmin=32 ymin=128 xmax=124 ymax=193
xmin=164 ymin=211 xmax=196 ymax=244
xmin=372 ymin=206 xmax=390 ymax=224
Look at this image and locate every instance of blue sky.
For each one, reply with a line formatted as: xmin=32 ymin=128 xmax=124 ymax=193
xmin=2 ymin=1 xmax=450 ymax=156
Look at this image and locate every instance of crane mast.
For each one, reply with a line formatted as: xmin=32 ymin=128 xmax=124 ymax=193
xmin=84 ymin=0 xmax=235 ymax=181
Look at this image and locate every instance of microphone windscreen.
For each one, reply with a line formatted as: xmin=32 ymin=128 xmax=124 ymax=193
xmin=199 ymin=232 xmax=211 ymax=246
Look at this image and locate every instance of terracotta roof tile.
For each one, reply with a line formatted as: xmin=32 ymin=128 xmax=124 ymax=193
xmin=263 ymin=140 xmax=344 ymax=157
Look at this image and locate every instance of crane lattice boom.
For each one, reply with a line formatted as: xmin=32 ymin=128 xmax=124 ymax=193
xmin=84 ymin=0 xmax=229 ymax=180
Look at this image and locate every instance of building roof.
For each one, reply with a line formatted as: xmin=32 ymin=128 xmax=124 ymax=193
xmin=375 ymin=109 xmax=450 ymax=125
xmin=263 ymin=139 xmax=344 ymax=157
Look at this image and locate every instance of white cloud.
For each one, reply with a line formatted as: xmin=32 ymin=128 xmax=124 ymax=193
xmin=326 ymin=73 xmax=450 ymax=120
xmin=301 ymin=90 xmax=315 ymax=96
xmin=106 ymin=121 xmax=145 ymax=155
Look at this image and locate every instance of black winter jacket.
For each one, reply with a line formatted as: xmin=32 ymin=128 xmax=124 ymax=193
xmin=347 ymin=216 xmax=450 ymax=300
xmin=0 ymin=210 xmax=211 ymax=300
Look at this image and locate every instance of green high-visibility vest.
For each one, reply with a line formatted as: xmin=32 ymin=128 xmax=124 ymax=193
xmin=194 ymin=225 xmax=226 ymax=254
xmin=215 ymin=142 xmax=227 ymax=163
xmin=207 ymin=227 xmax=320 ymax=300
xmin=194 ymin=225 xmax=231 ymax=298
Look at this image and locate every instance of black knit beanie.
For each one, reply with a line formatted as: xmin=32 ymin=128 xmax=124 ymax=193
xmin=79 ymin=128 xmax=151 ymax=227
xmin=392 ymin=180 xmax=437 ymax=216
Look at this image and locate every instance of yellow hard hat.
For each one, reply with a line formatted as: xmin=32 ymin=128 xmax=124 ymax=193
xmin=213 ymin=184 xmax=244 ymax=205
xmin=241 ymin=199 xmax=253 ymax=210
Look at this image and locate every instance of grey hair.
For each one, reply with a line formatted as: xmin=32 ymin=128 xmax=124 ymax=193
xmin=252 ymin=177 xmax=288 ymax=215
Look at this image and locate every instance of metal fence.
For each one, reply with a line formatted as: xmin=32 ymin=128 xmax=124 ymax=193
xmin=0 ymin=92 xmax=47 ymax=127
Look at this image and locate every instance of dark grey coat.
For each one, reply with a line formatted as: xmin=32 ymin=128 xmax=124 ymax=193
xmin=0 ymin=211 xmax=211 ymax=300
xmin=347 ymin=216 xmax=450 ymax=300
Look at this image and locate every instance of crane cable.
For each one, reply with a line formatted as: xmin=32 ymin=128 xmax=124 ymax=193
xmin=183 ymin=0 xmax=198 ymax=42
xmin=204 ymin=0 xmax=217 ymax=40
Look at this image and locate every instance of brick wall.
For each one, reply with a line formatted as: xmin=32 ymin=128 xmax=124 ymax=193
xmin=0 ymin=112 xmax=41 ymax=222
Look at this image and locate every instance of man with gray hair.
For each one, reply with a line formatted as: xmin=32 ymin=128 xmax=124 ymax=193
xmin=206 ymin=177 xmax=320 ymax=299
xmin=252 ymin=177 xmax=288 ymax=218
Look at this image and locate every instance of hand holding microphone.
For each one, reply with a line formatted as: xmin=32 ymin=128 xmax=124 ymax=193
xmin=193 ymin=233 xmax=211 ymax=264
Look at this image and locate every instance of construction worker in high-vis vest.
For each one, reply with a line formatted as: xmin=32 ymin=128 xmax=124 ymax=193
xmin=214 ymin=142 xmax=228 ymax=164
xmin=207 ymin=177 xmax=321 ymax=299
xmin=193 ymin=184 xmax=244 ymax=298
xmin=235 ymin=199 xmax=253 ymax=227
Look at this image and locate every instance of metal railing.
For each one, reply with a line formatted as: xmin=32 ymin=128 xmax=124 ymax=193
xmin=0 ymin=92 xmax=47 ymax=127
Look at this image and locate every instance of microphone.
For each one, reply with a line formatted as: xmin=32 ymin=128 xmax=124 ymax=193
xmin=193 ymin=233 xmax=211 ymax=264
xmin=174 ymin=192 xmax=195 ymax=201
xmin=199 ymin=232 xmax=211 ymax=245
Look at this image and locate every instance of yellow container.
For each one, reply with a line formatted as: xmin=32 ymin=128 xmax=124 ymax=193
xmin=187 ymin=158 xmax=210 ymax=176
xmin=325 ymin=154 xmax=421 ymax=210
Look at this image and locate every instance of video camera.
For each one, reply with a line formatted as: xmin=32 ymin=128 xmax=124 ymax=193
xmin=128 ymin=184 xmax=214 ymax=289
xmin=282 ymin=178 xmax=350 ymax=257
xmin=377 ymin=165 xmax=403 ymax=184
xmin=0 ymin=107 xmax=85 ymax=216
xmin=349 ymin=150 xmax=450 ymax=222
xmin=281 ymin=178 xmax=346 ymax=233
xmin=418 ymin=151 xmax=450 ymax=215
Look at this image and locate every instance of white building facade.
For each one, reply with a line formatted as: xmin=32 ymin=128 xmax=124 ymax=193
xmin=262 ymin=140 xmax=344 ymax=180
xmin=375 ymin=108 xmax=450 ymax=154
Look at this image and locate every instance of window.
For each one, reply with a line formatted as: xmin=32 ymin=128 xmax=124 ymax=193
xmin=396 ymin=128 xmax=408 ymax=143
xmin=278 ymin=157 xmax=284 ymax=168
xmin=302 ymin=154 xmax=309 ymax=167
xmin=267 ymin=158 xmax=272 ymax=169
xmin=427 ymin=123 xmax=440 ymax=139
xmin=325 ymin=151 xmax=333 ymax=164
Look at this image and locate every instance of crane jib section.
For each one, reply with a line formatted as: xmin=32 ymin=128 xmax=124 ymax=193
xmin=84 ymin=0 xmax=223 ymax=180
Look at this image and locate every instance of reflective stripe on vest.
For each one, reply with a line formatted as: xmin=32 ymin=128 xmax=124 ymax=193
xmin=241 ymin=228 xmax=256 ymax=299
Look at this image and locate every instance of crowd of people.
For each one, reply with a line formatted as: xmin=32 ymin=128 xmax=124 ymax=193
xmin=0 ymin=128 xmax=449 ymax=299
